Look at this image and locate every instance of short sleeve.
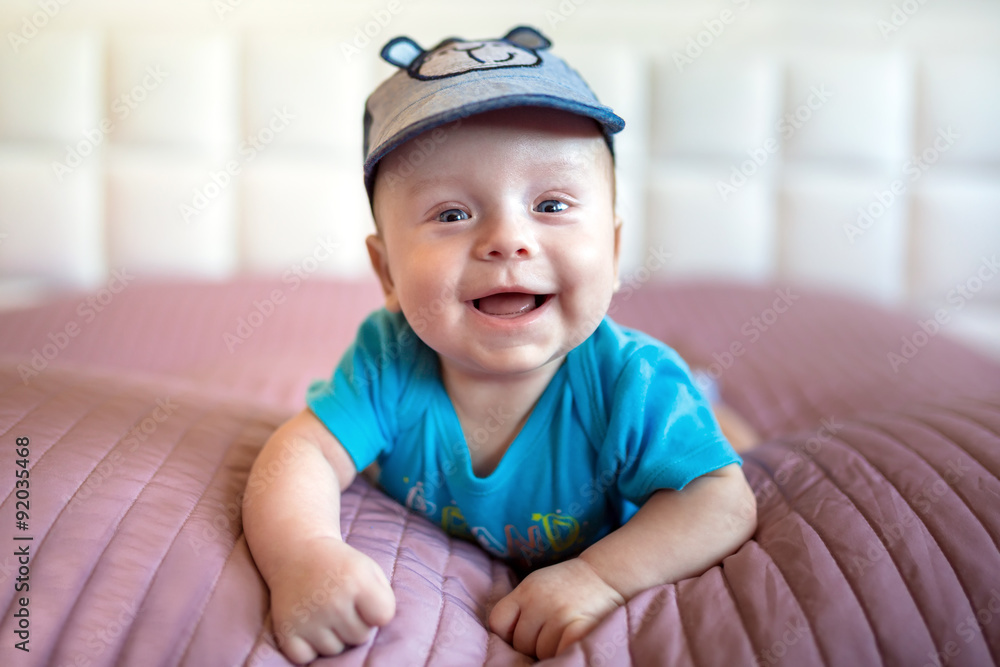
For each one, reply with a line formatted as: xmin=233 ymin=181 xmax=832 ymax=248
xmin=600 ymin=332 xmax=742 ymax=505
xmin=306 ymin=309 xmax=416 ymax=472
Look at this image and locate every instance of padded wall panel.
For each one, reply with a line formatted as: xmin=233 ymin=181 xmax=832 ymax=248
xmin=614 ymin=164 xmax=649 ymax=277
xmin=244 ymin=37 xmax=370 ymax=154
xmin=0 ymin=31 xmax=102 ymax=144
xmin=107 ymin=149 xmax=236 ymax=278
xmin=783 ymin=54 xmax=912 ymax=164
xmin=910 ymin=173 xmax=1000 ymax=304
xmin=108 ymin=34 xmax=237 ymax=149
xmin=558 ymin=45 xmax=650 ymax=161
xmin=558 ymin=46 xmax=651 ymax=274
xmin=651 ymin=57 xmax=781 ymax=159
xmin=646 ymin=162 xmax=775 ymax=281
xmin=240 ymin=156 xmax=372 ymax=276
xmin=917 ymin=56 xmax=1000 ymax=166
xmin=779 ymin=167 xmax=908 ymax=305
xmin=0 ymin=147 xmax=103 ymax=287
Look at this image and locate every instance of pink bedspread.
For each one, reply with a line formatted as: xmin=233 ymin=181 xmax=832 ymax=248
xmin=1 ymin=278 xmax=999 ymax=666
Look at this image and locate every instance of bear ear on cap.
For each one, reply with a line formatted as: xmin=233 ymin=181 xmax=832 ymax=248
xmin=381 ymin=36 xmax=424 ymax=68
xmin=502 ymin=26 xmax=551 ymax=51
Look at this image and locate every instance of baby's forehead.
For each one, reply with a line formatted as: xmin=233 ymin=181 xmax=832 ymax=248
xmin=389 ymin=115 xmax=607 ymax=164
xmin=394 ymin=107 xmax=610 ymax=165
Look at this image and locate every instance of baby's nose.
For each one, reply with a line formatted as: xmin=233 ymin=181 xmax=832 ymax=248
xmin=477 ymin=215 xmax=537 ymax=260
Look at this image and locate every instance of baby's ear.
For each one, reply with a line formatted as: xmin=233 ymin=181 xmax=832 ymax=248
xmin=381 ymin=36 xmax=424 ymax=69
xmin=502 ymin=26 xmax=551 ymax=51
xmin=365 ymin=234 xmax=401 ymax=312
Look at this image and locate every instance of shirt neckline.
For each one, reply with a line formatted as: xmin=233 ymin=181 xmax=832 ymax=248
xmin=435 ymin=359 xmax=569 ymax=494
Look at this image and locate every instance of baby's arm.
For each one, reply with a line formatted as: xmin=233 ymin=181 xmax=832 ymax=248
xmin=243 ymin=409 xmax=395 ymax=663
xmin=489 ymin=462 xmax=756 ymax=659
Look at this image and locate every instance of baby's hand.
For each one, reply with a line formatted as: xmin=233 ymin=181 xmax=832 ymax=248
xmin=268 ymin=537 xmax=395 ymax=663
xmin=488 ymin=558 xmax=625 ymax=659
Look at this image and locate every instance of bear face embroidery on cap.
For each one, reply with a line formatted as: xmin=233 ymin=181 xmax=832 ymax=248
xmin=381 ymin=26 xmax=551 ymax=80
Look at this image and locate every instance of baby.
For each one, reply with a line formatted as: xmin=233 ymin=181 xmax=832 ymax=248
xmin=243 ymin=26 xmax=757 ymax=663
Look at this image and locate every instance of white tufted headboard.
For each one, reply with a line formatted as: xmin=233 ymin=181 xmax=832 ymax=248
xmin=1 ymin=0 xmax=999 ymax=353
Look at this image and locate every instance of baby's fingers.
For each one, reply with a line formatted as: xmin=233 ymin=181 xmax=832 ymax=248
xmin=554 ymin=617 xmax=596 ymax=657
xmin=488 ymin=595 xmax=521 ymax=643
xmin=277 ymin=633 xmax=319 ymax=665
xmin=356 ymin=573 xmax=396 ymax=627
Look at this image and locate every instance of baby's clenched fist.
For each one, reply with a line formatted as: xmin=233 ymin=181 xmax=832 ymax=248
xmin=269 ymin=538 xmax=395 ymax=664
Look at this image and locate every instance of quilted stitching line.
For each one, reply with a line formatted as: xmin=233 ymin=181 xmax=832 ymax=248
xmin=4 ymin=385 xmax=203 ymax=653
xmin=340 ymin=478 xmax=368 ymax=544
xmin=623 ymin=596 xmax=635 ymax=666
xmin=802 ymin=422 xmax=961 ymax=660
xmin=174 ymin=416 xmax=286 ymax=666
xmin=918 ymin=400 xmax=1000 ymax=473
xmin=854 ymin=411 xmax=998 ymax=622
xmin=116 ymin=411 xmax=250 ymax=666
xmin=0 ymin=380 xmax=123 ymax=651
xmin=239 ymin=621 xmax=280 ymax=667
xmin=362 ymin=501 xmax=410 ymax=667
xmin=0 ymin=378 xmax=117 ymax=506
xmin=673 ymin=583 xmax=698 ymax=667
xmin=757 ymin=430 xmax=916 ymax=664
xmin=422 ymin=538 xmax=454 ymax=667
xmin=749 ymin=453 xmax=853 ymax=667
xmin=482 ymin=557 xmax=506 ymax=666
xmin=175 ymin=533 xmax=245 ymax=667
xmin=865 ymin=406 xmax=996 ymax=541
xmin=716 ymin=554 xmax=757 ymax=664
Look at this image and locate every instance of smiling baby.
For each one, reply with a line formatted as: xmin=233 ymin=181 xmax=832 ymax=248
xmin=242 ymin=25 xmax=757 ymax=663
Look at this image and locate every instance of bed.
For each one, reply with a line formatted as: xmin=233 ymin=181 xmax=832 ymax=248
xmin=1 ymin=278 xmax=998 ymax=666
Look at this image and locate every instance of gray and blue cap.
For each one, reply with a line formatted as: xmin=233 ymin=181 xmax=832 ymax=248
xmin=363 ymin=25 xmax=626 ymax=203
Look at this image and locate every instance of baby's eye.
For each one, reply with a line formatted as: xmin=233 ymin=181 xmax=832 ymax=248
xmin=437 ymin=209 xmax=469 ymax=222
xmin=535 ymin=200 xmax=568 ymax=213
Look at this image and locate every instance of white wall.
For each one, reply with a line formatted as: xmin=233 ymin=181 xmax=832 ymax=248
xmin=1 ymin=0 xmax=998 ymax=350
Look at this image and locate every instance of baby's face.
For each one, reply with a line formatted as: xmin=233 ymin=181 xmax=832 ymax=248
xmin=368 ymin=107 xmax=620 ymax=381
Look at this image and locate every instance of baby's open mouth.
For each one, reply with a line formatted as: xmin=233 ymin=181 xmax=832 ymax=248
xmin=473 ymin=292 xmax=549 ymax=318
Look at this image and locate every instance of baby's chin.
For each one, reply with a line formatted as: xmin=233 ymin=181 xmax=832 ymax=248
xmin=434 ymin=345 xmax=570 ymax=381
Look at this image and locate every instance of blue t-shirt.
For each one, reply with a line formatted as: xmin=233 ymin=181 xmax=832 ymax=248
xmin=307 ymin=309 xmax=740 ymax=570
